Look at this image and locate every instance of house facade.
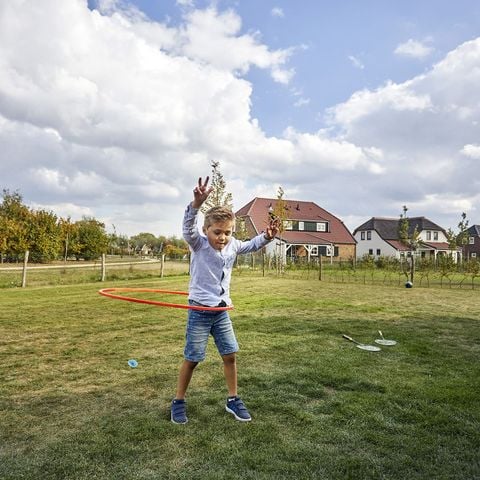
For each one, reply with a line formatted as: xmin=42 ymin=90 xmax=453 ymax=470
xmin=353 ymin=217 xmax=460 ymax=261
xmin=235 ymin=198 xmax=356 ymax=262
xmin=464 ymin=225 xmax=480 ymax=259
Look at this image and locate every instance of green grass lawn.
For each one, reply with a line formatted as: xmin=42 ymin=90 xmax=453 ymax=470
xmin=1 ymin=276 xmax=479 ymax=479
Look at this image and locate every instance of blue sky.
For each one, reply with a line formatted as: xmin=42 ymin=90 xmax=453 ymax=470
xmin=1 ymin=0 xmax=479 ymax=236
xmin=115 ymin=0 xmax=480 ymax=135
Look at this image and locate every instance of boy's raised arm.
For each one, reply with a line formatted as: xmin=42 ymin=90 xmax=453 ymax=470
xmin=191 ymin=176 xmax=213 ymax=209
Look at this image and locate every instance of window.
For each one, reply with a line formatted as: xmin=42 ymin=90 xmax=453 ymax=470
xmin=434 ymin=231 xmax=438 ymax=240
xmin=367 ymin=231 xmax=372 ymax=240
xmin=470 ymin=237 xmax=475 ymax=245
xmin=361 ymin=232 xmax=365 ymax=240
xmin=426 ymin=231 xmax=431 ymax=240
xmin=472 ymin=253 xmax=477 ymax=258
xmin=298 ymin=221 xmax=304 ymax=231
xmin=304 ymin=221 xmax=317 ymax=232
xmin=316 ymin=222 xmax=327 ymax=232
xmin=368 ymin=249 xmax=373 ymax=255
xmin=311 ymin=246 xmax=318 ymax=256
xmin=284 ymin=220 xmax=293 ymax=231
xmin=376 ymin=249 xmax=381 ymax=256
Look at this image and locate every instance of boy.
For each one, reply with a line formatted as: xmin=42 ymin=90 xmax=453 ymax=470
xmin=171 ymin=176 xmax=279 ymax=424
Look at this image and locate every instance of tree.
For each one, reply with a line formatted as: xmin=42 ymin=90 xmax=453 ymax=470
xmin=270 ymin=186 xmax=288 ymax=272
xmin=130 ymin=232 xmax=158 ymax=255
xmin=72 ymin=217 xmax=109 ymax=261
xmin=200 ymin=160 xmax=233 ymax=213
xmin=59 ymin=217 xmax=76 ymax=262
xmin=28 ymin=209 xmax=62 ymax=263
xmin=235 ymin=216 xmax=249 ymax=241
xmin=445 ymin=212 xmax=469 ymax=262
xmin=0 ymin=189 xmax=32 ymax=261
xmin=398 ymin=205 xmax=420 ymax=284
xmin=457 ymin=212 xmax=469 ymax=261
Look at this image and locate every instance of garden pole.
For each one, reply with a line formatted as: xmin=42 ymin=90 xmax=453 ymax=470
xmin=101 ymin=253 xmax=106 ymax=282
xmin=21 ymin=250 xmax=29 ymax=288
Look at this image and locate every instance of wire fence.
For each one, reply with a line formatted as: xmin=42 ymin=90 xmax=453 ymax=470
xmin=234 ymin=253 xmax=480 ymax=290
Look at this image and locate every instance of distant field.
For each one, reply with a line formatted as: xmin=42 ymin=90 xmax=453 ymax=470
xmin=1 ymin=276 xmax=479 ymax=479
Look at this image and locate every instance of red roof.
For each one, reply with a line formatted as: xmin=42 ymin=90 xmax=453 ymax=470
xmin=421 ymin=242 xmax=452 ymax=250
xmin=236 ymin=197 xmax=355 ymax=245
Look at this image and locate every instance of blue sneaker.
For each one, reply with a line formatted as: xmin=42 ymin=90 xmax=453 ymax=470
xmin=171 ymin=399 xmax=188 ymax=424
xmin=225 ymin=396 xmax=251 ymax=422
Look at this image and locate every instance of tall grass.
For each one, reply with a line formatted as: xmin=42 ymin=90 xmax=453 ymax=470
xmin=1 ymin=276 xmax=479 ymax=479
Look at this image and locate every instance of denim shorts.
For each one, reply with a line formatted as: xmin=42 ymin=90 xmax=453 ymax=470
xmin=184 ymin=301 xmax=239 ymax=362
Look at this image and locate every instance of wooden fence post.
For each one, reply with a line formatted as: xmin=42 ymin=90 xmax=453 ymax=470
xmin=22 ymin=250 xmax=29 ymax=288
xmin=160 ymin=254 xmax=165 ymax=278
xmin=319 ymin=254 xmax=323 ymax=281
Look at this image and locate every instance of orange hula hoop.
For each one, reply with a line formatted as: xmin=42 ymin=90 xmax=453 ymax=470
xmin=98 ymin=288 xmax=233 ymax=311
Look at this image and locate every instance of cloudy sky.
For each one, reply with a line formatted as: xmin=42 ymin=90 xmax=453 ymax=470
xmin=0 ymin=0 xmax=479 ymax=237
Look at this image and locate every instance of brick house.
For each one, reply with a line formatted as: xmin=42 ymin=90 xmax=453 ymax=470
xmin=353 ymin=216 xmax=460 ymax=261
xmin=464 ymin=225 xmax=480 ymax=260
xmin=235 ymin=198 xmax=356 ymax=262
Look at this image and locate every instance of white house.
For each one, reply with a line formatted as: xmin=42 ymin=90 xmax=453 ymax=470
xmin=353 ymin=217 xmax=460 ymax=262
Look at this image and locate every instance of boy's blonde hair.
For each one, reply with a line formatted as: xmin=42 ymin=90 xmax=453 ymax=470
xmin=204 ymin=206 xmax=235 ymax=228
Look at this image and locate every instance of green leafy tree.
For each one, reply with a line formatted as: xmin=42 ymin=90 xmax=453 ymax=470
xmin=164 ymin=243 xmax=189 ymax=259
xmin=457 ymin=212 xmax=469 ymax=261
xmin=463 ymin=258 xmax=480 ymax=289
xmin=72 ymin=217 xmax=109 ymax=261
xmin=235 ymin=216 xmax=249 ymax=241
xmin=398 ymin=205 xmax=420 ymax=283
xmin=28 ymin=209 xmax=62 ymax=263
xmin=271 ymin=186 xmax=288 ymax=272
xmin=446 ymin=212 xmax=469 ymax=262
xmin=59 ymin=217 xmax=76 ymax=262
xmin=130 ymin=232 xmax=158 ymax=254
xmin=200 ymin=160 xmax=233 ymax=213
xmin=0 ymin=189 xmax=32 ymax=261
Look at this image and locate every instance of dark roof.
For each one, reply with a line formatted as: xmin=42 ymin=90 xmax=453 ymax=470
xmin=467 ymin=225 xmax=480 ymax=236
xmin=236 ymin=197 xmax=355 ymax=244
xmin=354 ymin=216 xmax=446 ymax=240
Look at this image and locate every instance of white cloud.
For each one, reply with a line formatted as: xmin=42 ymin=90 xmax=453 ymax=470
xmin=348 ymin=55 xmax=365 ymax=70
xmin=271 ymin=7 xmax=284 ymax=18
xmin=0 ymin=1 xmax=478 ymax=237
xmin=324 ymin=38 xmax=480 ymax=226
xmin=394 ymin=39 xmax=434 ymax=59
xmin=461 ymin=144 xmax=480 ymax=159
xmin=176 ymin=0 xmax=194 ymax=7
xmin=294 ymin=97 xmax=310 ymax=107
xmin=126 ymin=6 xmax=294 ymax=84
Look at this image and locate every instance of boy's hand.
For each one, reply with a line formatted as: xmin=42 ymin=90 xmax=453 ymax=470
xmin=192 ymin=176 xmax=213 ymax=209
xmin=265 ymin=216 xmax=280 ymax=240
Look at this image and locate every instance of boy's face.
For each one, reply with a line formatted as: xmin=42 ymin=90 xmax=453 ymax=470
xmin=203 ymin=220 xmax=234 ymax=251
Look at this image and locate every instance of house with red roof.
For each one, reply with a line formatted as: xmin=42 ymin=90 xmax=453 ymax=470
xmin=353 ymin=216 xmax=460 ymax=261
xmin=235 ymin=198 xmax=356 ymax=262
